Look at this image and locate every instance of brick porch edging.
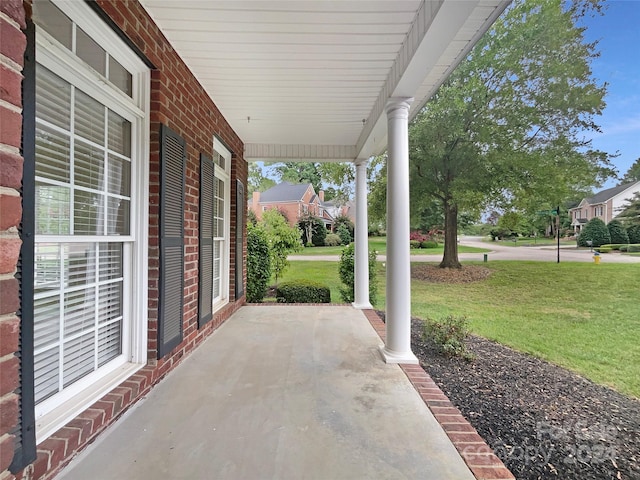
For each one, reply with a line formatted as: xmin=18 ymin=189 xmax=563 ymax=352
xmin=362 ymin=309 xmax=515 ymax=480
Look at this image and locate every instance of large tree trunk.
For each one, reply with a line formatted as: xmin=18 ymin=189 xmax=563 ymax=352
xmin=440 ymin=199 xmax=461 ymax=269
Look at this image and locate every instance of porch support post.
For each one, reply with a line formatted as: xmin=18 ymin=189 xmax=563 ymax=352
xmin=379 ymin=97 xmax=418 ymax=364
xmin=353 ymin=158 xmax=371 ymax=309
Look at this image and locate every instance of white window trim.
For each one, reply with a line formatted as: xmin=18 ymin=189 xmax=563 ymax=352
xmin=213 ymin=138 xmax=231 ymax=312
xmin=34 ymin=0 xmax=149 ymax=443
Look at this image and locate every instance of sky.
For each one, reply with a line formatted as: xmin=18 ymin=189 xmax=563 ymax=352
xmin=579 ymin=1 xmax=640 ymax=187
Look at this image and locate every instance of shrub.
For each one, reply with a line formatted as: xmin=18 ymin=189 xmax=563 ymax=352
xmin=334 ymin=215 xmax=354 ymax=241
xmin=338 ymin=243 xmax=378 ymax=306
xmin=627 ymin=225 xmax=640 ymax=244
xmin=262 ymin=209 xmax=303 ymax=282
xmin=246 ymin=224 xmax=271 ymax=303
xmin=324 ymin=233 xmax=341 ymax=246
xmin=422 ymin=240 xmax=438 ymax=248
xmin=337 ymin=224 xmax=352 ymax=245
xmin=629 ymin=245 xmax=640 ymax=253
xmin=577 ymin=218 xmax=610 ymax=247
xmin=619 ymin=245 xmax=628 ymax=252
xmin=423 ymin=315 xmax=475 ymax=361
xmin=275 ymin=280 xmax=330 ymax=303
xmin=607 ymin=219 xmax=629 ymax=244
xmin=409 ymin=240 xmax=421 ymax=249
xmin=410 ymin=230 xmax=429 ymax=243
xmin=597 ymin=247 xmax=611 ymax=253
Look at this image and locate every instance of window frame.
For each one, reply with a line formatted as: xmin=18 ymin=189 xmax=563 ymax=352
xmin=212 ymin=138 xmax=231 ymax=310
xmin=32 ymin=0 xmax=150 ymax=443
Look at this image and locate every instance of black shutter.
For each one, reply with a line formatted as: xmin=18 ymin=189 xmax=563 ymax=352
xmin=235 ymin=180 xmax=245 ymax=299
xmin=10 ymin=17 xmax=37 ymax=473
xmin=158 ymin=125 xmax=185 ymax=358
xmin=198 ymin=154 xmax=214 ymax=327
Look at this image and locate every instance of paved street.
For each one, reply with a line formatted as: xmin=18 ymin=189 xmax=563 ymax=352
xmin=289 ymin=236 xmax=640 ymax=264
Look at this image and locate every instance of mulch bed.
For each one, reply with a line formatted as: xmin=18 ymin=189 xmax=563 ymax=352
xmin=400 ymin=315 xmax=640 ymax=480
xmin=376 ymin=263 xmax=639 ymax=479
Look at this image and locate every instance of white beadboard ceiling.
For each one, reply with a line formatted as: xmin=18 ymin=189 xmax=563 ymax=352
xmin=139 ymin=0 xmax=510 ymax=162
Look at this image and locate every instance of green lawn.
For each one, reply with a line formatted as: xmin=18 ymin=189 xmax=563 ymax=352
xmin=487 ymin=236 xmax=574 ymax=247
xmin=276 ymin=260 xmax=640 ymax=398
xmin=295 ymin=236 xmax=489 ymax=256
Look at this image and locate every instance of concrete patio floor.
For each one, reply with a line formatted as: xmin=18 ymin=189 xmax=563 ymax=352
xmin=58 ymin=305 xmax=475 ymax=480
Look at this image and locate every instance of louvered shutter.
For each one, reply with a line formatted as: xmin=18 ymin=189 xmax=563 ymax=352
xmin=158 ymin=125 xmax=185 ymax=358
xmin=198 ymin=154 xmax=214 ymax=327
xmin=235 ymin=180 xmax=245 ymax=299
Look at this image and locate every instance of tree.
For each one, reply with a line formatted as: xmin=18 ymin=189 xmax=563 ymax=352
xmin=333 ymin=215 xmax=354 ymax=240
xmin=297 ymin=214 xmax=326 ymax=246
xmin=271 ymin=162 xmax=323 ymax=194
xmin=409 ymin=0 xmax=615 ymax=268
xmin=248 ymin=162 xmax=276 ymax=194
xmin=607 ymin=219 xmax=628 ymax=244
xmin=578 ymin=218 xmax=610 ymax=247
xmin=261 ymin=209 xmax=303 ymax=283
xmin=627 ymin=225 xmax=640 ymax=244
xmin=617 ymin=192 xmax=640 ymax=227
xmin=619 ymin=158 xmax=640 ymax=185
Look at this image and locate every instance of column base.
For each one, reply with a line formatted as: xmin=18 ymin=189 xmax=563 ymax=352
xmin=352 ymin=301 xmax=372 ymax=310
xmin=378 ymin=345 xmax=419 ymax=364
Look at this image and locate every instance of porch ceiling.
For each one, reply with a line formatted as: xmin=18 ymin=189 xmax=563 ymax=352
xmin=139 ymin=0 xmax=510 ymax=162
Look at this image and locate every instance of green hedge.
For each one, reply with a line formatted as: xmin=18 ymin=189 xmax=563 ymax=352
xmin=629 ymin=245 xmax=640 ymax=253
xmin=410 ymin=240 xmax=421 ymax=249
xmin=599 ymin=244 xmax=626 ymax=251
xmin=422 ymin=240 xmax=438 ymax=248
xmin=596 ymin=247 xmax=612 ymax=253
xmin=275 ymin=280 xmax=331 ymax=303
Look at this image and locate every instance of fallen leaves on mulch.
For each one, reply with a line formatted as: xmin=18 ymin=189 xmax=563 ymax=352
xmin=409 ymin=320 xmax=640 ymax=480
xmin=411 ymin=264 xmax=492 ymax=283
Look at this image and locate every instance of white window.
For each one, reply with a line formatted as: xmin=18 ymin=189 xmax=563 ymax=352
xmin=32 ymin=0 xmax=149 ymax=441
xmin=213 ymin=139 xmax=231 ymax=308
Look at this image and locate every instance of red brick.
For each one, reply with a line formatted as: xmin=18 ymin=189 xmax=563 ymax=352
xmin=448 ymin=431 xmax=487 ymax=445
xmin=0 ymin=18 xmax=26 ymax=66
xmin=460 ymin=452 xmax=504 ymax=467
xmin=38 ymin=437 xmax=67 ymax=471
xmin=0 ymin=150 xmax=23 ymax=189
xmin=0 ymin=316 xmax=19 ymax=356
xmin=0 ymin=277 xmax=19 ymax=315
xmin=0 ymin=355 xmax=19 ymax=396
xmin=0 ymin=0 xmax=26 ymax=29
xmin=0 ymin=393 xmax=19 ymax=435
xmin=0 ymin=433 xmax=15 ymax=472
xmin=66 ymin=417 xmax=93 ymax=445
xmin=0 ymin=237 xmax=21 ymax=275
xmin=32 ymin=450 xmax=50 ymax=479
xmin=0 ymin=64 xmax=23 ymax=108
xmin=0 ymin=195 xmax=22 ymax=230
xmin=468 ymin=465 xmax=515 ymax=479
xmin=0 ymin=107 xmax=22 ymax=149
xmin=430 ymin=406 xmax=461 ymax=416
xmin=51 ymin=427 xmax=81 ymax=457
xmin=77 ymin=408 xmax=105 ymax=436
xmin=90 ymin=400 xmax=115 ymax=422
xmin=442 ymin=422 xmax=477 ymax=434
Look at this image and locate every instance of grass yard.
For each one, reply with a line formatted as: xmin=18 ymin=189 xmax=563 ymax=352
xmin=488 ymin=236 xmax=574 ymax=247
xmin=295 ymin=236 xmax=489 ymax=256
xmin=278 ymin=259 xmax=640 ymax=398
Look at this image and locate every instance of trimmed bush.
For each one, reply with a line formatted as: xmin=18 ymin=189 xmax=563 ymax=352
xmin=246 ymin=224 xmax=272 ymax=303
xmin=338 ymin=243 xmax=378 ymax=306
xmin=597 ymin=247 xmax=612 ymax=253
xmin=619 ymin=245 xmax=628 ymax=252
xmin=422 ymin=240 xmax=438 ymax=248
xmin=324 ymin=233 xmax=341 ymax=246
xmin=337 ymin=224 xmax=352 ymax=245
xmin=607 ymin=219 xmax=629 ymax=244
xmin=275 ymin=280 xmax=330 ymax=303
xmin=628 ymin=245 xmax=640 ymax=253
xmin=628 ymin=225 xmax=640 ymax=244
xmin=410 ymin=240 xmax=421 ymax=249
xmin=577 ymin=218 xmax=610 ymax=247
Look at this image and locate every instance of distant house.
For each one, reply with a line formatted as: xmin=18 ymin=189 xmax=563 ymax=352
xmin=249 ymin=182 xmax=336 ymax=229
xmin=569 ymin=181 xmax=640 ymax=233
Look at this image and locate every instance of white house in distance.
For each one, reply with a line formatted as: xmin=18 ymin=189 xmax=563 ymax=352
xmin=569 ymin=180 xmax=640 ymax=233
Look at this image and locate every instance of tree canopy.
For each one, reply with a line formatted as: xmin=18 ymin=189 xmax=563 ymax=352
xmin=619 ymin=158 xmax=640 ymax=185
xmin=408 ymin=0 xmax=615 ymax=267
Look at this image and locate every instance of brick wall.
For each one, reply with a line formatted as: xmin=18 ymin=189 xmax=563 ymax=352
xmin=0 ymin=0 xmax=26 ymax=478
xmin=5 ymin=0 xmax=248 ymax=478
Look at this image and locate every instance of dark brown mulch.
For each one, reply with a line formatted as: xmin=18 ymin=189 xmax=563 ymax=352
xmin=407 ymin=316 xmax=640 ymax=480
xmin=411 ymin=264 xmax=492 ymax=283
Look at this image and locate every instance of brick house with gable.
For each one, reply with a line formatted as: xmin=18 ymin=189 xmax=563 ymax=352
xmin=569 ymin=181 xmax=640 ymax=233
xmin=249 ymin=182 xmax=335 ymax=229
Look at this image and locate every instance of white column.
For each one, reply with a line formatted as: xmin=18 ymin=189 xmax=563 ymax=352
xmin=353 ymin=158 xmax=371 ymax=309
xmin=380 ymin=97 xmax=418 ymax=364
